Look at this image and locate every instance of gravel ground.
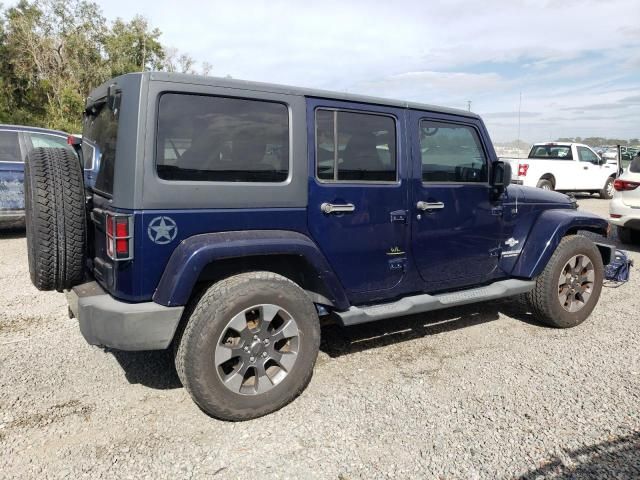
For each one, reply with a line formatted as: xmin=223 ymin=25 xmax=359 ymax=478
xmin=1 ymin=197 xmax=639 ymax=479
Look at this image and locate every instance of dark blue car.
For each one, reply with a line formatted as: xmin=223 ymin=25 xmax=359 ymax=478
xmin=0 ymin=125 xmax=79 ymax=228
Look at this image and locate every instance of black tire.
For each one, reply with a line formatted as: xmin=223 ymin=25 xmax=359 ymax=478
xmin=524 ymin=235 xmax=603 ymax=328
xmin=537 ymin=179 xmax=554 ymax=191
xmin=24 ymin=147 xmax=86 ymax=291
xmin=175 ymin=271 xmax=321 ymax=421
xmin=599 ymin=177 xmax=614 ymax=199
xmin=617 ymin=226 xmax=640 ymax=244
xmin=617 ymin=226 xmax=633 ymax=244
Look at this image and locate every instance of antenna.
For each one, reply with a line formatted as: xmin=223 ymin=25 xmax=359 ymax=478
xmin=466 ymin=100 xmax=472 ymax=112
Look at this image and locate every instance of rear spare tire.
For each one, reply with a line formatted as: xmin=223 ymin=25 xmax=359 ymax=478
xmin=24 ymin=147 xmax=86 ymax=291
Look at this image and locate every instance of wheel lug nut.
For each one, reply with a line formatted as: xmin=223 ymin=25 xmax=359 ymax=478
xmin=253 ymin=334 xmax=258 ymax=340
xmin=244 ymin=346 xmax=249 ymax=352
xmin=249 ymin=356 xmax=255 ymax=363
xmin=263 ymin=339 xmax=269 ymax=345
xmin=262 ymin=352 xmax=267 ymax=358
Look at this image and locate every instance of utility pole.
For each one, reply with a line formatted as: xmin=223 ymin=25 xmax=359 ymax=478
xmin=466 ymin=100 xmax=472 ymax=112
xmin=517 ymin=91 xmax=522 ymax=146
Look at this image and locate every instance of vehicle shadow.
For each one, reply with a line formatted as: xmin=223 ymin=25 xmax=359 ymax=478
xmin=320 ymin=298 xmax=539 ymax=358
xmin=109 ymin=348 xmax=183 ymax=390
xmin=108 ymin=298 xmax=540 ymax=390
xmin=519 ymin=431 xmax=640 ymax=479
xmin=0 ymin=226 xmax=25 ymax=238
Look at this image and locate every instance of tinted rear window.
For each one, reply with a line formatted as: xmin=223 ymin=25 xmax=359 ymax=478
xmin=83 ymin=95 xmax=120 ymax=194
xmin=156 ymin=93 xmax=289 ymax=183
xmin=528 ymin=145 xmax=573 ymax=160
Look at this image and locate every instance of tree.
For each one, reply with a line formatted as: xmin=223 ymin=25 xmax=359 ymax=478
xmin=104 ymin=15 xmax=165 ymax=76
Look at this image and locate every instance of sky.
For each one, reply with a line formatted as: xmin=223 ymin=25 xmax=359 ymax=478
xmin=97 ymin=0 xmax=639 ymax=142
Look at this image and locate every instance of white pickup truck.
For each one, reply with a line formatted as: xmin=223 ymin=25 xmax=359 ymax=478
xmin=503 ymin=142 xmax=618 ymax=199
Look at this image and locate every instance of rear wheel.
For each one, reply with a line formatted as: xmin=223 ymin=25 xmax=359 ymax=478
xmin=524 ymin=235 xmax=603 ymax=328
xmin=537 ymin=179 xmax=554 ymax=191
xmin=599 ymin=177 xmax=614 ymax=199
xmin=24 ymin=147 xmax=86 ymax=291
xmin=175 ymin=271 xmax=321 ymax=421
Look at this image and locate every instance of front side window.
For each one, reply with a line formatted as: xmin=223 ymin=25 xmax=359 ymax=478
xmin=0 ymin=131 xmax=20 ymax=162
xmin=577 ymin=146 xmax=599 ymax=163
xmin=420 ymin=121 xmax=487 ymax=183
xmin=156 ymin=94 xmax=289 ymax=183
xmin=315 ymin=109 xmax=397 ymax=182
xmin=528 ymin=145 xmax=573 ymax=160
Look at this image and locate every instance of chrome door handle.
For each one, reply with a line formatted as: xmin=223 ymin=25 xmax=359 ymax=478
xmin=417 ymin=201 xmax=445 ymax=211
xmin=321 ymin=202 xmax=355 ymax=214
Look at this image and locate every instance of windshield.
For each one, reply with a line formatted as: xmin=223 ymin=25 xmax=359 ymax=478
xmin=528 ymin=145 xmax=573 ymax=160
xmin=82 ymin=94 xmax=120 ymax=195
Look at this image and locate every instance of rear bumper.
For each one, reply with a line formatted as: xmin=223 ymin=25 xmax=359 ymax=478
xmin=67 ymin=281 xmax=184 ymax=351
xmin=609 ymin=197 xmax=640 ymax=229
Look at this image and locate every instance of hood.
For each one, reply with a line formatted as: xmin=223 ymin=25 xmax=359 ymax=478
xmin=506 ymin=185 xmax=575 ymax=207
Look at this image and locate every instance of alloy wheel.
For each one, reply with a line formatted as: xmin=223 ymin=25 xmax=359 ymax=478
xmin=557 ymin=254 xmax=595 ymax=312
xmin=214 ymin=304 xmax=300 ymax=395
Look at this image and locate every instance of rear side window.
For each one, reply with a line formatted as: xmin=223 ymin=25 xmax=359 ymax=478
xmin=315 ymin=109 xmax=397 ymax=182
xmin=83 ymin=95 xmax=120 ymax=195
xmin=156 ymin=93 xmax=289 ymax=183
xmin=0 ymin=131 xmax=20 ymax=162
xmin=420 ymin=121 xmax=487 ymax=183
xmin=528 ymin=145 xmax=573 ymax=160
xmin=28 ymin=132 xmax=69 ymax=150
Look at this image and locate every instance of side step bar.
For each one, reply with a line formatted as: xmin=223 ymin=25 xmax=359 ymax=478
xmin=334 ymin=279 xmax=535 ymax=327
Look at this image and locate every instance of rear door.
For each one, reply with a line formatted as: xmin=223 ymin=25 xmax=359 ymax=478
xmin=306 ymin=99 xmax=410 ymax=302
xmin=0 ymin=130 xmax=25 ymax=219
xmin=409 ymin=112 xmax=504 ymax=292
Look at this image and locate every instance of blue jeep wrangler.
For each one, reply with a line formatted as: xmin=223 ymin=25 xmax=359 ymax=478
xmin=24 ymin=72 xmax=613 ymax=421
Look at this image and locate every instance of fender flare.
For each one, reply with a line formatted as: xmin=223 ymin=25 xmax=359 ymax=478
xmin=509 ymin=209 xmax=609 ymax=278
xmin=152 ymin=230 xmax=350 ymax=310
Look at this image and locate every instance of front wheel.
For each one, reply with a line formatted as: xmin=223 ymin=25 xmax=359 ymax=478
xmin=525 ymin=235 xmax=603 ymax=328
xmin=175 ymin=271 xmax=321 ymax=421
xmin=599 ymin=177 xmax=614 ymax=199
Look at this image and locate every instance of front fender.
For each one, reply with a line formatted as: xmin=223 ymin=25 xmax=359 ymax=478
xmin=152 ymin=230 xmax=350 ymax=310
xmin=509 ymin=209 xmax=608 ymax=278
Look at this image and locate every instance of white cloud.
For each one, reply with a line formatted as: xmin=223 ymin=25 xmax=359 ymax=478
xmin=86 ymin=0 xmax=640 ymax=141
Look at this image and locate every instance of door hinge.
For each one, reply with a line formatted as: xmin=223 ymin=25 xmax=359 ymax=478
xmin=390 ymin=210 xmax=407 ymax=224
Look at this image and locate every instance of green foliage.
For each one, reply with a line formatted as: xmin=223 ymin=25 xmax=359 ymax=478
xmin=0 ymin=0 xmax=205 ymax=132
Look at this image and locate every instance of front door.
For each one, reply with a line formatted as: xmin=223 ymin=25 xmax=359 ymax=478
xmin=410 ymin=113 xmax=504 ymax=292
xmin=307 ymin=100 xmax=409 ymax=302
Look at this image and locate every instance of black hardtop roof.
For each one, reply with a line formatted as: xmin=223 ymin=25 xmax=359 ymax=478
xmin=93 ymin=71 xmax=481 ymax=120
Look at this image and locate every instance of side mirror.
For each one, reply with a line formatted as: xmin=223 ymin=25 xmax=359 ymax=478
xmin=491 ymin=160 xmax=512 ymax=195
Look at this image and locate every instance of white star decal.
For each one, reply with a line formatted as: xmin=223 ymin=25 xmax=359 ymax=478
xmin=147 ymin=216 xmax=178 ymax=244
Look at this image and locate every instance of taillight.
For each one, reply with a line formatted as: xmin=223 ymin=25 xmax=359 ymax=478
xmin=67 ymin=135 xmax=81 ymax=146
xmin=613 ymin=179 xmax=640 ymax=191
xmin=518 ymin=164 xmax=529 ymax=176
xmin=105 ymin=213 xmax=133 ymax=261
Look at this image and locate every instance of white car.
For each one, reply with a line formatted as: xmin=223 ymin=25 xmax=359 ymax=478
xmin=610 ymin=156 xmax=640 ymax=244
xmin=505 ymin=142 xmax=618 ymax=199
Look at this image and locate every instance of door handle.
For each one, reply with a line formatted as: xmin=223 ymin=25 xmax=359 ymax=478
xmin=417 ymin=201 xmax=445 ymax=211
xmin=321 ymin=202 xmax=355 ymax=214
xmin=583 ymin=166 xmax=588 ymax=170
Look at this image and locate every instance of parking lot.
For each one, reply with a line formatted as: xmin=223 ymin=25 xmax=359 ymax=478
xmin=0 ymin=197 xmax=638 ymax=479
